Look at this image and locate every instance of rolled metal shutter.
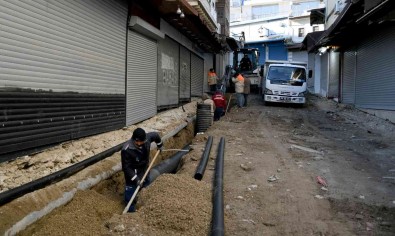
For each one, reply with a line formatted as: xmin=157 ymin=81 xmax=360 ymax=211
xmin=0 ymin=0 xmax=127 ymax=159
xmin=126 ymin=30 xmax=158 ymax=125
xmin=191 ymin=53 xmax=204 ymax=97
xmin=157 ymin=36 xmax=179 ymax=108
xmin=355 ymin=26 xmax=395 ymax=110
xmin=180 ymin=46 xmax=191 ymax=101
xmin=291 ymin=51 xmax=308 ymax=63
xmin=342 ymin=50 xmax=356 ymax=104
xmin=268 ymin=42 xmax=288 ymax=61
xmin=0 ymin=0 xmax=126 ymax=94
xmin=320 ymin=54 xmax=329 ymax=97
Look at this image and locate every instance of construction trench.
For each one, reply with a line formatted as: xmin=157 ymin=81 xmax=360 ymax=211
xmin=0 ymin=101 xmax=226 ymax=236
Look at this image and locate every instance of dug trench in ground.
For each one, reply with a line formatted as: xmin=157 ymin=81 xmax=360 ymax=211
xmin=0 ymin=101 xmax=200 ymax=235
xmin=16 ymin=123 xmax=213 ymax=236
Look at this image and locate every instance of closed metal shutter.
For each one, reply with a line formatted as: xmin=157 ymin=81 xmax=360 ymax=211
xmin=342 ymin=50 xmax=356 ymax=104
xmin=355 ymin=26 xmax=395 ymax=110
xmin=291 ymin=51 xmax=308 ymax=63
xmin=0 ymin=0 xmax=127 ymax=94
xmin=320 ymin=54 xmax=329 ymax=97
xmin=191 ymin=53 xmax=204 ymax=97
xmin=0 ymin=0 xmax=127 ymax=159
xmin=180 ymin=46 xmax=191 ymax=101
xmin=314 ymin=53 xmax=321 ymax=94
xmin=126 ymin=30 xmax=157 ymax=125
xmin=268 ymin=42 xmax=288 ymax=61
xmin=157 ymin=36 xmax=179 ymax=108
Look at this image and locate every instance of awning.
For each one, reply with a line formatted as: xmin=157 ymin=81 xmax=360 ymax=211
xmin=301 ymin=31 xmax=325 ymax=52
xmin=225 ymin=37 xmax=240 ymax=51
xmin=312 ymin=0 xmax=395 ymax=51
xmin=309 ymin=8 xmax=325 ymax=25
xmin=140 ymin=0 xmax=224 ymax=53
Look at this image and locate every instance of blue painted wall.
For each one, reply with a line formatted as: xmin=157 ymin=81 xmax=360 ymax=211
xmin=245 ymin=40 xmax=288 ymax=65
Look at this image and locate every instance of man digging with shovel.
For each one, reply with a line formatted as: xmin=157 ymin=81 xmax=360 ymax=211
xmin=121 ymin=128 xmax=163 ymax=213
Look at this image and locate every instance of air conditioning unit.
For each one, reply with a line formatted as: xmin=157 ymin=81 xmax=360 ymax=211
xmin=334 ymin=1 xmax=341 ymax=15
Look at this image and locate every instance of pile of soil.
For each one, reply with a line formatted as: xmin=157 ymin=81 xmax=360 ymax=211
xmin=106 ymin=174 xmax=212 ymax=236
xmin=19 ymin=190 xmax=123 ymax=236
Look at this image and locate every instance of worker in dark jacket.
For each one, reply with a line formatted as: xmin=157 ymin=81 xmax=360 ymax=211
xmin=121 ymin=127 xmax=163 ymax=212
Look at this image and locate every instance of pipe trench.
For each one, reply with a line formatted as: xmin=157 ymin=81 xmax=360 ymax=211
xmin=149 ymin=144 xmax=191 ymax=182
xmin=0 ymin=118 xmax=195 ymax=206
xmin=1 ymin=119 xmax=195 ymax=236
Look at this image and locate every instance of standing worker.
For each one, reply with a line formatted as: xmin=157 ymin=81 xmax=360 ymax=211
xmin=243 ymin=75 xmax=251 ymax=107
xmin=202 ymin=93 xmax=215 ymax=124
xmin=121 ymin=128 xmax=163 ymax=212
xmin=208 ymin=68 xmax=219 ymax=93
xmin=232 ymin=72 xmax=245 ymax=108
xmin=212 ymin=90 xmax=227 ymax=121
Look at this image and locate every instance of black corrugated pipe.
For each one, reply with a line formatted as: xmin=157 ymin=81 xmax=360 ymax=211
xmin=0 ymin=142 xmax=125 ymax=206
xmin=148 ymin=145 xmax=191 ymax=182
xmin=194 ymin=136 xmax=213 ymax=180
xmin=211 ymin=137 xmax=225 ymax=236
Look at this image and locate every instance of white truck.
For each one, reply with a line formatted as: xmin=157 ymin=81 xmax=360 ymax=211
xmin=262 ymin=63 xmax=308 ymax=105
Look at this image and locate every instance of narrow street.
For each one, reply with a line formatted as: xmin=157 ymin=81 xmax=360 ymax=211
xmin=204 ymin=93 xmax=395 ymax=235
xmin=2 ymin=94 xmax=395 ymax=236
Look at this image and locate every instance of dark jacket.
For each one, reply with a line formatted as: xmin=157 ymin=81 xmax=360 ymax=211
xmin=121 ymin=132 xmax=162 ymax=186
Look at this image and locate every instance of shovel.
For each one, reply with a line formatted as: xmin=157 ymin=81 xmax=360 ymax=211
xmin=122 ymin=149 xmax=161 ymax=214
xmin=225 ymin=94 xmax=232 ymax=115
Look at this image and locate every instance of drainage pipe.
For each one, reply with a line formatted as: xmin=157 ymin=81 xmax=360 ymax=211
xmin=148 ymin=144 xmax=191 ymax=182
xmin=194 ymin=136 xmax=213 ymax=180
xmin=211 ymin=137 xmax=225 ymax=236
xmin=0 ymin=143 xmax=125 ymax=206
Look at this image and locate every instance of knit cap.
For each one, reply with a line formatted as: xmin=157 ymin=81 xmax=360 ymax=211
xmin=132 ymin=128 xmax=146 ymax=141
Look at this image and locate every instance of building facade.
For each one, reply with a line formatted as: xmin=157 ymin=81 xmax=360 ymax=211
xmin=304 ymin=0 xmax=395 ymax=122
xmin=229 ymin=0 xmax=324 ymax=66
xmin=0 ymin=0 xmax=232 ymax=161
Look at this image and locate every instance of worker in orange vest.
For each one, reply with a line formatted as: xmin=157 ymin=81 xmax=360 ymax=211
xmin=208 ymin=68 xmax=219 ymax=92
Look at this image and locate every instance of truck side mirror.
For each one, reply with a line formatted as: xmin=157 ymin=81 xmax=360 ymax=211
xmin=308 ymin=70 xmax=313 ymax=78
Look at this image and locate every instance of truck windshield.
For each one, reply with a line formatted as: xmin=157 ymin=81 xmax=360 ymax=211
xmin=234 ymin=49 xmax=259 ymax=73
xmin=267 ymin=66 xmax=306 ymax=85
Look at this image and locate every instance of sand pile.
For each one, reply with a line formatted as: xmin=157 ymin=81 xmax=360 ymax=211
xmin=106 ymin=174 xmax=212 ymax=236
xmin=19 ymin=190 xmax=123 ymax=236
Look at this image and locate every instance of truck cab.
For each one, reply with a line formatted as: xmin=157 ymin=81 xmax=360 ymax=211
xmin=263 ymin=63 xmax=307 ymax=105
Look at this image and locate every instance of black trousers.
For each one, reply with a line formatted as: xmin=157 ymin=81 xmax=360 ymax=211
xmin=210 ymin=84 xmax=217 ymax=92
xmin=214 ymin=107 xmax=225 ymax=121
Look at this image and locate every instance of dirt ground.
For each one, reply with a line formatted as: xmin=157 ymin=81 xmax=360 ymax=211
xmin=2 ymin=93 xmax=395 ymax=235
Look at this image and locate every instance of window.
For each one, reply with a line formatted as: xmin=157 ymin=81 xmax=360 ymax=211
xmin=313 ymin=26 xmax=319 ymax=32
xmin=232 ymin=0 xmax=240 ymax=7
xmin=252 ymin=4 xmax=279 ymax=19
xmin=298 ymin=28 xmax=305 ymax=37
